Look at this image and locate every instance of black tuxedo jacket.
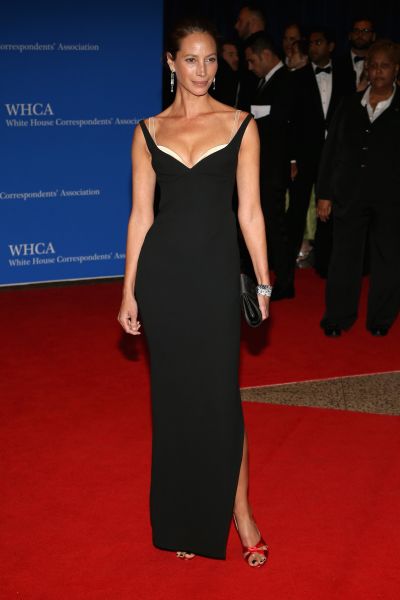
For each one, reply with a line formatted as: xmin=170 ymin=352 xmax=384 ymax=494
xmin=251 ymin=65 xmax=297 ymax=187
xmin=336 ymin=50 xmax=368 ymax=95
xmin=292 ymin=62 xmax=349 ymax=172
xmin=335 ymin=51 xmax=358 ymax=93
xmin=316 ymin=87 xmax=400 ymax=214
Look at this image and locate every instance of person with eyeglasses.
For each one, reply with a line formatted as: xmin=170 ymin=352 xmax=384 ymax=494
xmin=337 ymin=17 xmax=376 ymax=93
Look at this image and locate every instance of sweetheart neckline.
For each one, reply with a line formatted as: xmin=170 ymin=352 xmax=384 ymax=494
xmin=140 ymin=114 xmax=252 ymax=171
xmin=156 ymin=143 xmax=228 ymax=169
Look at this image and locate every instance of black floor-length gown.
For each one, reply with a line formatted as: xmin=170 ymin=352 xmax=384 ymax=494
xmin=135 ymin=112 xmax=253 ymax=559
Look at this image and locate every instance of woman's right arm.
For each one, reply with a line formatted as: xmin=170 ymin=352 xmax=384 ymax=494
xmin=118 ymin=123 xmax=156 ymax=335
xmin=316 ymin=99 xmax=346 ymax=222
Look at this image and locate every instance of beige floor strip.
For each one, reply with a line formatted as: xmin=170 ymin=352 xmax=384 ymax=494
xmin=241 ymin=372 xmax=400 ymax=416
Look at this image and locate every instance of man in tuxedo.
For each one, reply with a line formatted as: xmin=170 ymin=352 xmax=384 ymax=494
xmin=336 ymin=17 xmax=376 ymax=92
xmin=244 ymin=32 xmax=297 ymax=300
xmin=234 ymin=4 xmax=267 ymax=111
xmin=286 ymin=27 xmax=349 ymax=279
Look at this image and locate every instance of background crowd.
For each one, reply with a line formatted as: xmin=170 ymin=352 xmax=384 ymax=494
xmin=160 ymin=4 xmax=400 ymax=337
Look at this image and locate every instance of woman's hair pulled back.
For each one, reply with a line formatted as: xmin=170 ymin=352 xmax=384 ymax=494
xmin=166 ymin=17 xmax=219 ymax=60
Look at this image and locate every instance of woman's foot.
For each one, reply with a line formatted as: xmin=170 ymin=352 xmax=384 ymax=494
xmin=233 ymin=510 xmax=269 ymax=567
xmin=176 ymin=551 xmax=195 ymax=560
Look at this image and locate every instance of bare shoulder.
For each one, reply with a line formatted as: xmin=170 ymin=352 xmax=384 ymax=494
xmin=209 ymin=98 xmax=236 ymax=112
xmin=132 ymin=119 xmax=146 ymax=145
xmin=208 ymin=104 xmax=254 ymax=142
xmin=145 ymin=107 xmax=174 ymax=122
xmin=215 ymin=105 xmax=252 ymax=128
xmin=135 ymin=108 xmax=168 ymax=134
xmin=208 ymin=104 xmax=254 ymax=144
xmin=208 ymin=98 xmax=248 ymax=121
xmin=237 ymin=110 xmax=253 ymax=128
xmin=132 ymin=117 xmax=152 ymax=156
xmin=132 ymin=109 xmax=167 ymax=143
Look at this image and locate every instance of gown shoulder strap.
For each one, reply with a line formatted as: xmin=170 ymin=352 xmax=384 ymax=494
xmin=139 ymin=118 xmax=157 ymax=152
xmin=228 ymin=109 xmax=242 ymax=141
xmin=231 ymin=112 xmax=253 ymax=145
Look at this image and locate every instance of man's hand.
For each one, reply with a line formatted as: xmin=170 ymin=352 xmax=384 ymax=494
xmin=317 ymin=199 xmax=332 ymax=222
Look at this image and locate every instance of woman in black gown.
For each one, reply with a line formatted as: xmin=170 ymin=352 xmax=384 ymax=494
xmin=118 ymin=19 xmax=272 ymax=567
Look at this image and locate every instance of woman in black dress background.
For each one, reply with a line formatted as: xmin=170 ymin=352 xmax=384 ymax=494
xmin=118 ymin=19 xmax=271 ymax=567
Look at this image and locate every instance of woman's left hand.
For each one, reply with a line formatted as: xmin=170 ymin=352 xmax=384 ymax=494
xmin=258 ymin=294 xmax=270 ymax=321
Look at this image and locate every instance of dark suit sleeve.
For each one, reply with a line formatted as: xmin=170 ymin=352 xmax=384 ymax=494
xmin=287 ymin=73 xmax=299 ymax=161
xmin=288 ymin=69 xmax=305 ymax=163
xmin=316 ymin=98 xmax=347 ymax=200
xmin=335 ymin=54 xmax=357 ymax=95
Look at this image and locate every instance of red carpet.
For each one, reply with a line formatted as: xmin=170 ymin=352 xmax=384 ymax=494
xmin=0 ymin=269 xmax=399 ymax=392
xmin=239 ymin=269 xmax=400 ymax=387
xmin=2 ymin=392 xmax=400 ymax=599
xmin=1 ymin=270 xmax=400 ymax=599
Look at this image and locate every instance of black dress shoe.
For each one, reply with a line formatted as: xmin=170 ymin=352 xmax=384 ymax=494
xmin=323 ymin=325 xmax=342 ymax=337
xmin=369 ymin=326 xmax=389 ymax=336
xmin=270 ymin=284 xmax=295 ymax=301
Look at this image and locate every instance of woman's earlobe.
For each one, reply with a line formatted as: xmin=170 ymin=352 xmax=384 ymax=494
xmin=166 ymin=52 xmax=175 ymax=68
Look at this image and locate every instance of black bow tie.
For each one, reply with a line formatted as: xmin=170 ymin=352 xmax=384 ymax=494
xmin=315 ymin=66 xmax=332 ymax=75
xmin=354 ymin=55 xmax=365 ymax=64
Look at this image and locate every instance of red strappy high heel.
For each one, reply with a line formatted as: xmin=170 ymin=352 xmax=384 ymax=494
xmin=233 ymin=513 xmax=269 ymax=567
xmin=176 ymin=551 xmax=195 ymax=560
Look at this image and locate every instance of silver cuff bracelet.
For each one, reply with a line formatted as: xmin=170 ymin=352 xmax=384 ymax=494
xmin=256 ymin=284 xmax=273 ymax=297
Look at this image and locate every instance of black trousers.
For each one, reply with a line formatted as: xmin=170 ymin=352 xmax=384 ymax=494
xmin=237 ymin=177 xmax=292 ymax=288
xmin=260 ymin=177 xmax=292 ymax=289
xmin=286 ymin=165 xmax=333 ymax=277
xmin=321 ymin=201 xmax=400 ymax=330
xmin=313 ymin=218 xmax=333 ymax=277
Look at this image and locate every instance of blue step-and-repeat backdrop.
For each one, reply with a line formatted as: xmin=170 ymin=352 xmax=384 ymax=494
xmin=0 ymin=0 xmax=163 ymax=286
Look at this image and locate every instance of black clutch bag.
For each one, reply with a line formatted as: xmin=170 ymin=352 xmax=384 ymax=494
xmin=240 ymin=273 xmax=262 ymax=327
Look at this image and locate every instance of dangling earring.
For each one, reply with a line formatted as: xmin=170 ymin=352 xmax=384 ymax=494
xmin=213 ymin=77 xmax=216 ymax=90
xmin=170 ymin=70 xmax=175 ymax=93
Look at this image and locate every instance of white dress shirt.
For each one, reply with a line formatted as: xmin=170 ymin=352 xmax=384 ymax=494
xmin=312 ymin=61 xmax=332 ymax=119
xmin=361 ymin=84 xmax=396 ymax=123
